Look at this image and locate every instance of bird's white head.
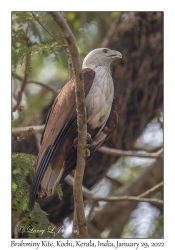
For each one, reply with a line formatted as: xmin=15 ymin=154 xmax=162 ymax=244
xmin=82 ymin=48 xmax=122 ymax=70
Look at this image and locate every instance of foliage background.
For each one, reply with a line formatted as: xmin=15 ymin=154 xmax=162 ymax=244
xmin=12 ymin=12 xmax=163 ymax=238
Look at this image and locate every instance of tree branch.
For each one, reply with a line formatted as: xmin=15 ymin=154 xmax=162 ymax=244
xmin=60 ymin=12 xmax=74 ymax=79
xmin=93 ymin=195 xmax=163 ymax=206
xmin=50 ymin=11 xmax=88 ymax=238
xmin=105 ymin=175 xmax=123 ymax=187
xmin=98 ymin=146 xmax=163 ymax=158
xmin=65 ymin=175 xmax=162 ymax=207
xmin=133 ymin=140 xmax=163 ymax=153
xmin=12 ymin=26 xmax=31 ymax=113
xmin=12 ymin=73 xmax=58 ymax=95
xmin=139 ymin=181 xmax=163 ymax=198
xmin=101 ymin=12 xmax=122 ymax=48
xmin=87 ymin=204 xmax=96 ymax=223
xmin=72 ymin=209 xmax=78 ymax=238
xmin=31 ymin=12 xmax=67 ymax=48
xmin=65 ymin=175 xmax=93 ymax=200
xmin=12 ymin=123 xmax=163 ymax=160
xmin=12 ymin=59 xmax=28 ymax=113
xmin=12 ymin=213 xmax=25 ymax=238
xmin=12 ymin=125 xmax=45 ymax=136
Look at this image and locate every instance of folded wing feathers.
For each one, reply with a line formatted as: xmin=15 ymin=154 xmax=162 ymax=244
xmin=29 ymin=118 xmax=75 ymax=209
xmin=89 ymin=97 xmax=119 ymax=156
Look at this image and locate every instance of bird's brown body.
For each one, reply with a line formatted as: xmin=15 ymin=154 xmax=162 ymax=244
xmin=29 ymin=48 xmax=121 ymax=210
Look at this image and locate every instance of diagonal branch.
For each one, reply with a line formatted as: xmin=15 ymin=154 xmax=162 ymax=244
xmin=98 ymin=146 xmax=163 ymax=158
xmin=12 ymin=25 xmax=30 ymax=113
xmin=50 ymin=11 xmax=88 ymax=238
xmin=139 ymin=181 xmax=163 ymax=198
xmin=92 ymin=195 xmax=163 ymax=206
xmin=65 ymin=174 xmax=163 ymax=208
xmin=12 ymin=73 xmax=58 ymax=95
xmin=105 ymin=175 xmax=123 ymax=187
xmin=101 ymin=12 xmax=122 ymax=48
xmin=65 ymin=175 xmax=93 ymax=200
xmin=31 ymin=12 xmax=67 ymax=48
xmin=12 ymin=58 xmax=28 ymax=113
xmin=133 ymin=140 xmax=163 ymax=153
xmin=60 ymin=12 xmax=74 ymax=79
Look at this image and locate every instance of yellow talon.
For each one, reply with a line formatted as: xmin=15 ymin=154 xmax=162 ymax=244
xmin=85 ymin=148 xmax=90 ymax=159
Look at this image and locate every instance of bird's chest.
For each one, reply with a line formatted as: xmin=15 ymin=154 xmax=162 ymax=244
xmin=85 ymin=67 xmax=114 ymax=128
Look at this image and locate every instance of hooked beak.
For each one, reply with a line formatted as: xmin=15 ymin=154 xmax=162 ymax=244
xmin=108 ymin=50 xmax=122 ymax=59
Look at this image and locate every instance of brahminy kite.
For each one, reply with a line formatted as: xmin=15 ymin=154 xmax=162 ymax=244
xmin=29 ymin=48 xmax=122 ymax=209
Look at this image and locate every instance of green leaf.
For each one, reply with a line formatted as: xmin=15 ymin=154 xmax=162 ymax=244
xmin=12 ymin=43 xmax=61 ymax=72
xmin=57 ymin=184 xmax=63 ymax=200
xmin=12 ymin=182 xmax=18 ymax=191
xmin=12 ymin=153 xmax=62 ymax=238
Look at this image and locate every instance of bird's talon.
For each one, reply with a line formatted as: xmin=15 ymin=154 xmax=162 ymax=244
xmin=84 ymin=148 xmax=90 ymax=159
xmin=72 ymin=134 xmax=92 ymax=151
xmin=87 ymin=133 xmax=92 ymax=144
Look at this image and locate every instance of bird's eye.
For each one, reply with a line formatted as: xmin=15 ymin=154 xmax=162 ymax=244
xmin=103 ymin=49 xmax=108 ymax=53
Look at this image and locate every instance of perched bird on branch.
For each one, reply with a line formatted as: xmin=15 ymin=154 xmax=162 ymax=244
xmin=29 ymin=48 xmax=122 ymax=210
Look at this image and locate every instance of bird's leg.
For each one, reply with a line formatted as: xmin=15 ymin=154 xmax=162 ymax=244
xmin=86 ymin=132 xmax=93 ymax=145
xmin=84 ymin=147 xmax=90 ymax=159
xmin=84 ymin=133 xmax=92 ymax=158
xmin=72 ymin=133 xmax=92 ymax=159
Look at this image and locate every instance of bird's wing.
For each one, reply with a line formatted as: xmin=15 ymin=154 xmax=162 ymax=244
xmin=89 ymin=97 xmax=120 ymax=155
xmin=29 ymin=68 xmax=95 ymax=209
xmin=59 ymin=97 xmax=120 ymax=182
